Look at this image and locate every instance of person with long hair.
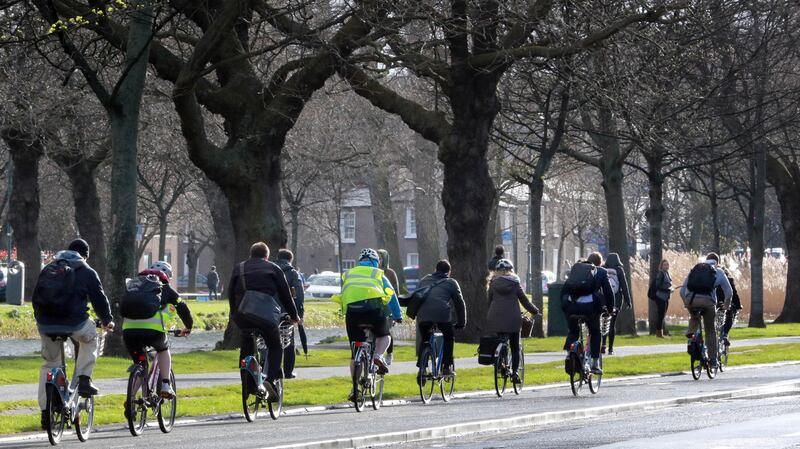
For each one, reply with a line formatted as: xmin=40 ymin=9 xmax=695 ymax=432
xmin=649 ymin=259 xmax=673 ymax=338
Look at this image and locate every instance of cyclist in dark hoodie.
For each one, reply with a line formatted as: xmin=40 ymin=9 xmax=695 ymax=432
xmin=415 ymin=260 xmax=466 ymax=375
xmin=601 ymin=253 xmax=632 ymax=355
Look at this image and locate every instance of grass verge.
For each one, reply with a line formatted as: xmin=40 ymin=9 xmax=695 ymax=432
xmin=1 ymin=343 xmax=798 ymax=435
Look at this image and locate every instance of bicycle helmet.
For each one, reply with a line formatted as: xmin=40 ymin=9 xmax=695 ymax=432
xmin=149 ymin=261 xmax=173 ymax=279
xmin=495 ymin=259 xmax=514 ymax=271
xmin=359 ymin=248 xmax=379 ymax=261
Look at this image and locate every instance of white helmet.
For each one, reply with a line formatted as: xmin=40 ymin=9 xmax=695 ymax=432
xmin=359 ymin=248 xmax=379 ymax=262
xmin=495 ymin=259 xmax=514 ymax=271
xmin=149 ymin=261 xmax=173 ymax=279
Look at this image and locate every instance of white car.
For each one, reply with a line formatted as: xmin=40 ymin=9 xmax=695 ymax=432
xmin=305 ymin=272 xmax=341 ymax=299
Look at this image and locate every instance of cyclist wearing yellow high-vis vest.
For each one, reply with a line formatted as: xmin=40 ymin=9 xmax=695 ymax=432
xmin=332 ymin=248 xmax=401 ymax=381
xmin=122 ymin=262 xmax=193 ymax=399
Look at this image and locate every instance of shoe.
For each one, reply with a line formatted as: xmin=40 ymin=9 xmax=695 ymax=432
xmin=348 ymin=389 xmax=357 ymax=402
xmin=511 ymin=372 xmax=521 ymax=384
xmin=590 ymin=358 xmax=603 ymax=375
xmin=159 ymin=380 xmax=175 ymax=399
xmin=77 ymin=376 xmax=98 ymax=397
xmin=263 ymin=380 xmax=279 ymax=402
xmin=385 ymin=353 xmax=393 ymax=366
xmin=373 ymin=356 xmax=389 ymax=375
xmin=600 ymin=345 xmax=606 ymax=354
xmin=442 ymin=365 xmax=454 ymax=376
xmin=41 ymin=410 xmax=48 ymax=430
xmin=285 ymin=372 xmax=297 ymax=379
xmin=256 ymin=383 xmax=267 ymax=397
xmin=607 ymin=348 xmax=614 ymax=355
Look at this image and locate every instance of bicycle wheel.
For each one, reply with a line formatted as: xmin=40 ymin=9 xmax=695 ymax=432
xmin=569 ymin=353 xmax=583 ymax=396
xmin=513 ymin=350 xmax=525 ymax=395
xmin=418 ymin=348 xmax=435 ymax=404
xmin=158 ymin=370 xmax=177 ymax=433
xmin=588 ymin=356 xmax=601 ymax=394
xmin=352 ymin=357 xmax=368 ymax=412
xmin=690 ymin=355 xmax=702 ymax=380
xmin=241 ymin=371 xmax=261 ymax=422
xmin=719 ymin=343 xmax=728 ymax=372
xmin=494 ymin=346 xmax=508 ymax=398
xmin=441 ymin=360 xmax=456 ymax=402
xmin=371 ymin=373 xmax=384 ymax=410
xmin=268 ymin=378 xmax=283 ymax=419
xmin=45 ymin=385 xmax=66 ymax=446
xmin=126 ymin=366 xmax=147 ymax=436
xmin=706 ymin=358 xmax=717 ymax=379
xmin=74 ymin=395 xmax=94 ymax=442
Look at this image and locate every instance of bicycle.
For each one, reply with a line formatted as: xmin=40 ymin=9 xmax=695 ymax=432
xmin=687 ymin=309 xmax=717 ymax=380
xmin=351 ymin=325 xmax=384 ymax=412
xmin=716 ymin=307 xmax=737 ymax=372
xmin=417 ymin=324 xmax=455 ymax=404
xmin=240 ymin=316 xmax=293 ymax=422
xmin=125 ymin=329 xmax=185 ymax=436
xmin=491 ymin=332 xmax=525 ymax=398
xmin=42 ymin=322 xmax=103 ymax=446
xmin=566 ymin=314 xmax=602 ymax=396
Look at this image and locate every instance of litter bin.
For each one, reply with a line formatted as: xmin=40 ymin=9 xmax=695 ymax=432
xmin=6 ymin=260 xmax=24 ymax=305
xmin=546 ymin=282 xmax=568 ymax=336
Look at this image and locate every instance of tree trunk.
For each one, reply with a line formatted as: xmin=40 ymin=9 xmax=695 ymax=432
xmin=104 ymin=3 xmax=153 ymax=356
xmin=289 ymin=205 xmax=300 ymax=259
xmin=748 ymin=145 xmax=767 ymax=328
xmin=1 ymin=128 xmax=43 ymax=300
xmin=528 ymin=181 xmax=545 ymax=337
xmin=158 ymin=214 xmax=168 ymax=261
xmin=645 ymin=156 xmax=665 ymax=335
xmin=186 ymin=231 xmax=197 ymax=292
xmin=710 ymin=174 xmax=721 ymax=253
xmin=66 ymin=163 xmax=108 ymax=286
xmin=367 ymin=164 xmax=406 ymax=288
xmin=687 ymin=190 xmax=705 ymax=253
xmin=556 ymin=232 xmax=568 ymax=281
xmin=768 ymin=155 xmax=800 ymax=322
xmin=411 ymin=139 xmax=441 ymax=277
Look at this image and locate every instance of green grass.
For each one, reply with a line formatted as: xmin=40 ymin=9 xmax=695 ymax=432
xmin=1 ymin=342 xmax=798 ymax=435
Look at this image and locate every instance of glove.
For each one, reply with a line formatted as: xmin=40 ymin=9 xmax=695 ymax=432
xmin=455 ymin=323 xmax=465 ymax=330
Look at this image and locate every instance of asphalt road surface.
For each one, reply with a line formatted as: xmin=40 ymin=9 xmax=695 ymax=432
xmin=2 ymin=363 xmax=799 ymax=449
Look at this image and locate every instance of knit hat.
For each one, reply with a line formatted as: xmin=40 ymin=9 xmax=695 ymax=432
xmin=68 ymin=238 xmax=90 ymax=258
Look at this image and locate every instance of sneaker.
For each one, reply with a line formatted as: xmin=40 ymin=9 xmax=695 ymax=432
xmin=285 ymin=372 xmax=297 ymax=379
xmin=348 ymin=389 xmax=357 ymax=402
xmin=373 ymin=356 xmax=389 ymax=375
xmin=385 ymin=353 xmax=393 ymax=366
xmin=263 ymin=380 xmax=279 ymax=402
xmin=77 ymin=376 xmax=98 ymax=397
xmin=41 ymin=410 xmax=48 ymax=430
xmin=510 ymin=372 xmax=521 ymax=384
xmin=590 ymin=358 xmax=603 ymax=375
xmin=607 ymin=348 xmax=614 ymax=355
xmin=256 ymin=383 xmax=267 ymax=397
xmin=159 ymin=380 xmax=175 ymax=399
xmin=442 ymin=365 xmax=454 ymax=376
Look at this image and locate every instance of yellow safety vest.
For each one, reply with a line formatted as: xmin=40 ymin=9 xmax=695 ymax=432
xmin=122 ymin=302 xmax=178 ymax=333
xmin=331 ymin=266 xmax=393 ymax=314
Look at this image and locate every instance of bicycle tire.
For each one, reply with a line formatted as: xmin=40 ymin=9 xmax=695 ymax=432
xmin=352 ymin=356 xmax=368 ymax=412
xmin=45 ymin=384 xmax=65 ymax=446
xmin=569 ymin=353 xmax=583 ymax=396
xmin=513 ymin=350 xmax=525 ymax=395
xmin=494 ymin=346 xmax=508 ymax=398
xmin=719 ymin=343 xmax=728 ymax=372
xmin=441 ymin=360 xmax=455 ymax=402
xmin=588 ymin=355 xmax=601 ymax=394
xmin=706 ymin=359 xmax=717 ymax=379
xmin=690 ymin=356 xmax=702 ymax=380
xmin=74 ymin=395 xmax=94 ymax=442
xmin=241 ymin=371 xmax=261 ymax=422
xmin=126 ymin=365 xmax=147 ymax=436
xmin=158 ymin=370 xmax=177 ymax=432
xmin=268 ymin=378 xmax=283 ymax=419
xmin=371 ymin=373 xmax=384 ymax=410
xmin=418 ymin=348 xmax=435 ymax=404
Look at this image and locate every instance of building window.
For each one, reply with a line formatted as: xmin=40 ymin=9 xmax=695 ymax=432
xmin=342 ymin=259 xmax=356 ymax=270
xmin=405 ymin=207 xmax=417 ymax=239
xmin=407 ymin=253 xmax=419 ymax=267
xmin=143 ymin=253 xmax=151 ymax=269
xmin=341 ymin=209 xmax=356 ymax=243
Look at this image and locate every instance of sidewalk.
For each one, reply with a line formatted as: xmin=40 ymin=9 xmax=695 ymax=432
xmin=1 ymin=336 xmax=797 ymax=402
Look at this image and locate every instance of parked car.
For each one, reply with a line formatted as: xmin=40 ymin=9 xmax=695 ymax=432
xmin=541 ymin=271 xmax=557 ymax=295
xmin=306 ymin=271 xmax=341 ymax=299
xmin=177 ymin=273 xmax=208 ymax=289
xmin=404 ymin=266 xmax=419 ymax=292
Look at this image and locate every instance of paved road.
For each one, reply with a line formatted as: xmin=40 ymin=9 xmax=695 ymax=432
xmin=2 ymin=335 xmax=798 ymax=402
xmin=2 ymin=359 xmax=799 ymax=448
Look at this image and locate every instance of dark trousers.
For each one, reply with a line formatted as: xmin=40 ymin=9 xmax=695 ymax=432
xmin=655 ymin=299 xmax=668 ymax=331
xmin=601 ymin=313 xmax=618 ymax=350
xmin=498 ymin=331 xmax=522 ymax=372
xmin=723 ymin=308 xmax=739 ymax=335
xmin=283 ymin=330 xmax=296 ymax=374
xmin=564 ymin=302 xmax=602 ymax=359
xmin=207 ymin=284 xmax=218 ymax=300
xmin=417 ymin=322 xmax=455 ymax=367
xmin=238 ymin=321 xmax=283 ymax=381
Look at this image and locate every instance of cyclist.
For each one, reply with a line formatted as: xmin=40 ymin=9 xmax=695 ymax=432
xmin=680 ymin=253 xmax=732 ymax=367
xmin=122 ymin=261 xmax=193 ymax=400
xmin=708 ymin=254 xmax=742 ymax=343
xmin=415 ymin=260 xmax=466 ymax=376
xmin=601 ymin=253 xmax=632 ymax=354
xmin=332 ymin=248 xmax=401 ymax=400
xmin=276 ymin=249 xmax=304 ymax=379
xmin=487 ymin=259 xmax=538 ymax=382
xmin=32 ymin=239 xmax=114 ymax=430
xmin=228 ymin=242 xmax=299 ymax=400
xmin=562 ymin=253 xmax=615 ymax=374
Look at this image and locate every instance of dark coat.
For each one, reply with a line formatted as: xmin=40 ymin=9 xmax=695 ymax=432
xmin=276 ymin=259 xmax=305 ymax=318
xmin=487 ymin=255 xmax=503 ymax=271
xmin=206 ymin=270 xmax=219 ymax=287
xmin=603 ymin=262 xmax=632 ymax=309
xmin=228 ymin=257 xmax=299 ymax=322
xmin=487 ymin=275 xmax=539 ymax=333
xmin=653 ymin=270 xmax=673 ymax=302
xmin=416 ymin=272 xmax=466 ymax=327
xmin=34 ymin=250 xmax=113 ymax=329
xmin=563 ymin=263 xmax=615 ymax=313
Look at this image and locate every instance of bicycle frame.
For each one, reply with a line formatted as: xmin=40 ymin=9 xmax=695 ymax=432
xmin=567 ymin=321 xmax=591 ymax=375
xmin=427 ymin=328 xmax=445 ymax=379
xmin=45 ymin=338 xmax=81 ymax=417
xmin=240 ymin=332 xmax=266 ymax=392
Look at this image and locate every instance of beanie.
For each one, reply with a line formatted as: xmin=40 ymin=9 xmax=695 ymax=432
xmin=68 ymin=238 xmax=90 ymax=258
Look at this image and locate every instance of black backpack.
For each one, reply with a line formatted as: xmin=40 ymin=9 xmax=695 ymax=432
xmin=32 ymin=260 xmax=77 ymax=316
xmin=120 ymin=275 xmax=163 ymax=319
xmin=686 ymin=263 xmax=717 ymax=296
xmin=406 ymin=278 xmax=448 ymax=319
xmin=564 ymin=263 xmax=596 ymax=298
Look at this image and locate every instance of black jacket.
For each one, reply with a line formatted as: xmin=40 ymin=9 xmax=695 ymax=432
xmin=276 ymin=259 xmax=305 ymax=318
xmin=563 ymin=263 xmax=615 ymax=313
xmin=34 ymin=250 xmax=113 ymax=329
xmin=488 ymin=256 xmax=503 ymax=271
xmin=603 ymin=263 xmax=632 ymax=309
xmin=228 ymin=257 xmax=299 ymax=321
xmin=415 ymin=272 xmax=466 ymax=327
